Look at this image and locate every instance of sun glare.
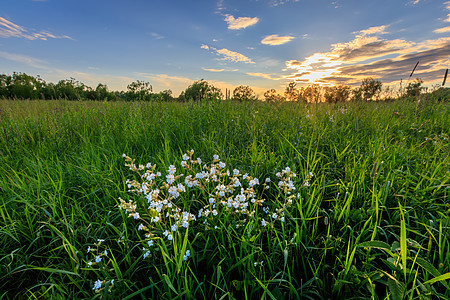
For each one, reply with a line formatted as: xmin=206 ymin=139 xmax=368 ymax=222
xmin=287 ymin=53 xmax=341 ymax=85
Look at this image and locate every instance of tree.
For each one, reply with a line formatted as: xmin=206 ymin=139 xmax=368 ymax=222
xmin=284 ymin=82 xmax=300 ymax=101
xmin=232 ymin=85 xmax=257 ymax=101
xmin=54 ymin=78 xmax=88 ymax=100
xmin=127 ymin=80 xmax=152 ymax=101
xmin=405 ymin=78 xmax=424 ymax=98
xmin=264 ymin=89 xmax=285 ymax=102
xmin=183 ymin=80 xmax=222 ymax=101
xmin=0 ymin=74 xmax=12 ymax=99
xmin=152 ymin=90 xmax=174 ymax=102
xmin=323 ymin=85 xmax=351 ymax=103
xmin=359 ymin=77 xmax=382 ymax=101
xmin=9 ymin=72 xmax=45 ymax=99
xmin=95 ymin=83 xmax=110 ymax=101
xmin=300 ymin=84 xmax=323 ymax=103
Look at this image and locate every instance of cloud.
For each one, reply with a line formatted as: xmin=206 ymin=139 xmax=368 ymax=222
xmin=202 ymin=44 xmax=254 ymax=64
xmin=434 ymin=26 xmax=450 ymax=33
xmin=331 ymin=1 xmax=342 ymax=9
xmin=150 ymin=32 xmax=164 ymax=40
xmin=217 ymin=48 xmax=255 ymax=63
xmin=138 ymin=73 xmax=194 ymax=95
xmin=356 ymin=25 xmax=388 ymax=36
xmin=409 ymin=0 xmax=421 ymax=5
xmin=285 ymin=24 xmax=450 ymax=86
xmin=0 ymin=17 xmax=72 ymax=40
xmin=0 ymin=50 xmax=49 ymax=69
xmin=202 ymin=68 xmax=225 ymax=72
xmin=216 ymin=0 xmax=225 ymax=13
xmin=261 ymin=34 xmax=295 ymax=45
xmin=444 ymin=1 xmax=450 ymax=22
xmin=224 ymin=14 xmax=259 ymax=30
xmin=247 ymin=72 xmax=281 ymax=80
xmin=270 ymin=0 xmax=300 ymax=7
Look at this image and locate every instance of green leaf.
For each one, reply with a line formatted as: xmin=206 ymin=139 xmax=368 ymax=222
xmin=399 ymin=202 xmax=407 ymax=281
xmin=387 ymin=277 xmax=406 ymax=300
xmin=424 ymin=272 xmax=450 ymax=285
xmin=415 ymin=257 xmax=440 ymax=278
xmin=359 ymin=240 xmax=393 ymax=255
xmin=163 ymin=274 xmax=179 ymax=295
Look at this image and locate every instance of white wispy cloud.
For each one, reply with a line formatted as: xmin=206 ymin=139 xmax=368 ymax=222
xmin=0 ymin=50 xmax=49 ymax=69
xmin=216 ymin=0 xmax=225 ymax=13
xmin=270 ymin=0 xmax=300 ymax=7
xmin=0 ymin=17 xmax=72 ymax=40
xmin=150 ymin=32 xmax=164 ymax=40
xmin=261 ymin=34 xmax=295 ymax=45
xmin=202 ymin=44 xmax=255 ymax=64
xmin=224 ymin=14 xmax=259 ymax=30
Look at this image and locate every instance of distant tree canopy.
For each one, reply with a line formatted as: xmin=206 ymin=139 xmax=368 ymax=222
xmin=323 ymin=85 xmax=351 ymax=103
xmin=179 ymin=80 xmax=222 ymax=102
xmin=0 ymin=72 xmax=174 ymax=102
xmin=232 ymin=85 xmax=258 ymax=101
xmin=1 ymin=72 xmax=446 ymax=103
xmin=405 ymin=78 xmax=424 ymax=98
xmin=355 ymin=77 xmax=383 ymax=101
xmin=264 ymin=89 xmax=286 ymax=102
xmin=284 ymin=82 xmax=300 ymax=102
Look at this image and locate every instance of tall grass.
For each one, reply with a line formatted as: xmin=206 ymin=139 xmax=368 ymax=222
xmin=0 ymin=99 xmax=449 ymax=299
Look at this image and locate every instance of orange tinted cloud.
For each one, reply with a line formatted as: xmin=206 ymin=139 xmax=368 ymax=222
xmin=202 ymin=44 xmax=254 ymax=64
xmin=261 ymin=34 xmax=295 ymax=45
xmin=224 ymin=15 xmax=259 ymax=30
xmin=285 ymin=24 xmax=449 ymax=86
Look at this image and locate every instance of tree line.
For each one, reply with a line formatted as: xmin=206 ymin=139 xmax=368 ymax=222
xmin=1 ymin=72 xmax=447 ymax=102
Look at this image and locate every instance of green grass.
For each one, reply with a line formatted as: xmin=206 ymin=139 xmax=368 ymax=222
xmin=0 ymin=99 xmax=449 ymax=299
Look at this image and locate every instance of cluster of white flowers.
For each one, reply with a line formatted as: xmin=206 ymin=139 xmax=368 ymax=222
xmin=92 ymin=279 xmax=114 ymax=293
xmin=303 ymin=172 xmax=314 ymax=187
xmin=119 ymin=150 xmax=310 ymax=265
xmin=276 ymin=167 xmax=297 ymax=195
xmin=86 ymin=239 xmax=116 ymax=294
xmin=86 ymin=239 xmax=109 ymax=267
xmin=183 ymin=250 xmax=191 ymax=261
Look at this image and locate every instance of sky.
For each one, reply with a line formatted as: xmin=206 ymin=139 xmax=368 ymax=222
xmin=1 ymin=0 xmax=449 ymax=96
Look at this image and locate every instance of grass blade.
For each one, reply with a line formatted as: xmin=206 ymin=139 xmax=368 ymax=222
xmin=398 ymin=202 xmax=407 ymax=282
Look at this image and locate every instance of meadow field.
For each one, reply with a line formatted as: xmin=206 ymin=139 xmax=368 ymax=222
xmin=0 ymin=99 xmax=449 ymax=299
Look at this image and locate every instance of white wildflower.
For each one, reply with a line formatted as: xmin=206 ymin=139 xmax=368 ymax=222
xmin=93 ymin=279 xmax=102 ymax=290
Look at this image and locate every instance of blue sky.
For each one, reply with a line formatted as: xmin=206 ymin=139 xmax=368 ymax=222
xmin=1 ymin=0 xmax=449 ymax=96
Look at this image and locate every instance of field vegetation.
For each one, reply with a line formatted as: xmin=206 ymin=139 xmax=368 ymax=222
xmin=0 ymin=84 xmax=449 ymax=299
